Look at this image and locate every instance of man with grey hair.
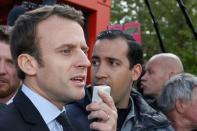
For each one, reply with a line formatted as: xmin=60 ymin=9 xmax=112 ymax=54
xmin=140 ymin=53 xmax=184 ymax=109
xmin=158 ymin=73 xmax=197 ymax=131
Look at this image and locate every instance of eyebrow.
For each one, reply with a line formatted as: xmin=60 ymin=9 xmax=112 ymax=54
xmin=54 ymin=43 xmax=73 ymax=50
xmin=107 ymin=57 xmax=120 ymax=61
xmin=92 ymin=56 xmax=99 ymax=59
xmin=92 ymin=55 xmax=120 ymax=62
xmin=55 ymin=43 xmax=89 ymax=51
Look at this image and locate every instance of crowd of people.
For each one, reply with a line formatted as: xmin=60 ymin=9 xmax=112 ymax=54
xmin=0 ymin=3 xmax=196 ymax=131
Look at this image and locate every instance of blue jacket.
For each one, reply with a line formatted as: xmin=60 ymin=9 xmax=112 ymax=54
xmin=66 ymin=86 xmax=174 ymax=131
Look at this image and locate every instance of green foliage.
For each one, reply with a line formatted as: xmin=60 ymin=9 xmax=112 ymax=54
xmin=111 ymin=0 xmax=197 ymax=75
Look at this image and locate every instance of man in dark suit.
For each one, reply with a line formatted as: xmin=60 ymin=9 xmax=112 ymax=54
xmin=0 ymin=4 xmax=117 ymax=131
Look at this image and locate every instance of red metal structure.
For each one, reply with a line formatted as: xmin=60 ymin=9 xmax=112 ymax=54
xmin=0 ymin=0 xmax=111 ymax=83
xmin=107 ymin=22 xmax=142 ymax=44
xmin=62 ymin=0 xmax=111 ymax=59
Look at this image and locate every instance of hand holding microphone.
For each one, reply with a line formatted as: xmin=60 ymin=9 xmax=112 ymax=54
xmin=92 ymin=85 xmax=111 ymax=102
xmin=86 ymin=85 xmax=117 ymax=131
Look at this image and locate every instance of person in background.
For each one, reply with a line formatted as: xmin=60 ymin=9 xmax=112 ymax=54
xmin=158 ymin=73 xmax=197 ymax=131
xmin=7 ymin=0 xmax=57 ymax=26
xmin=0 ymin=27 xmax=20 ymax=106
xmin=140 ymin=53 xmax=184 ymax=110
xmin=0 ymin=5 xmax=117 ymax=131
xmin=67 ymin=30 xmax=174 ymax=131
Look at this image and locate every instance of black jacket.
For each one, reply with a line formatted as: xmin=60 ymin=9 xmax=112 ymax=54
xmin=66 ymin=86 xmax=174 ymax=131
xmin=0 ymin=90 xmax=50 ymax=131
xmin=0 ymin=89 xmax=72 ymax=131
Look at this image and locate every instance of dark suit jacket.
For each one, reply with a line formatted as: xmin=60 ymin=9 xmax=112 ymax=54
xmin=0 ymin=103 xmax=7 ymax=110
xmin=0 ymin=90 xmax=49 ymax=131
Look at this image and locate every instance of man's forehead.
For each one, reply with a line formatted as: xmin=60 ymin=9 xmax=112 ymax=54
xmin=145 ymin=60 xmax=163 ymax=71
xmin=93 ymin=48 xmax=126 ymax=60
xmin=147 ymin=58 xmax=163 ymax=66
xmin=0 ymin=42 xmax=10 ymax=50
xmin=92 ymin=54 xmax=120 ymax=61
xmin=36 ymin=16 xmax=86 ymax=49
xmin=0 ymin=43 xmax=12 ymax=59
xmin=94 ymin=39 xmax=128 ymax=51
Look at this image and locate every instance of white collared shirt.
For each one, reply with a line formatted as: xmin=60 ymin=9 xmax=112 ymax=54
xmin=22 ymin=84 xmax=64 ymax=131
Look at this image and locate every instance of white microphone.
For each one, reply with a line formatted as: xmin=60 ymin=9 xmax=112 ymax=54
xmin=92 ymin=85 xmax=111 ymax=102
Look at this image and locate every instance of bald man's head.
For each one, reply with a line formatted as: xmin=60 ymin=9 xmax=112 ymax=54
xmin=141 ymin=53 xmax=184 ymax=97
xmin=149 ymin=53 xmax=183 ymax=74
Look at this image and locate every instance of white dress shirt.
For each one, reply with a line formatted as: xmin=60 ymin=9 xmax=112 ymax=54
xmin=22 ymin=84 xmax=65 ymax=131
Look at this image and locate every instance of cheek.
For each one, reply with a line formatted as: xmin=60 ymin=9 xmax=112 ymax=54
xmin=152 ymin=74 xmax=166 ymax=85
xmin=7 ymin=68 xmax=18 ymax=78
xmin=112 ymin=71 xmax=132 ymax=87
xmin=110 ymin=73 xmax=132 ymax=99
xmin=191 ymin=102 xmax=197 ymax=114
xmin=184 ymin=102 xmax=197 ymax=121
xmin=149 ymin=74 xmax=159 ymax=81
xmin=186 ymin=109 xmax=197 ymax=122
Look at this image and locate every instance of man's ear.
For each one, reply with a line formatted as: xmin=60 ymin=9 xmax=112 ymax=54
xmin=131 ymin=64 xmax=142 ymax=81
xmin=175 ymin=99 xmax=187 ymax=114
xmin=17 ymin=54 xmax=38 ymax=76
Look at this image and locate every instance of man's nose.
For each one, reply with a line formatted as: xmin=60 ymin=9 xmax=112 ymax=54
xmin=141 ymin=73 xmax=147 ymax=81
xmin=94 ymin=64 xmax=108 ymax=79
xmin=76 ymin=50 xmax=91 ymax=68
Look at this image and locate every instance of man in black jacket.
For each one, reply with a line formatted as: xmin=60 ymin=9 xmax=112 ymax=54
xmin=67 ymin=30 xmax=174 ymax=131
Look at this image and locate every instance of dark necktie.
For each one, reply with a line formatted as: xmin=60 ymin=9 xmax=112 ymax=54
xmin=56 ymin=112 xmax=73 ymax=131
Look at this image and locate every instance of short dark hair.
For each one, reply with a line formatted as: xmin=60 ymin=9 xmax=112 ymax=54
xmin=10 ymin=4 xmax=84 ymax=80
xmin=0 ymin=27 xmax=9 ymax=44
xmin=96 ymin=29 xmax=143 ymax=68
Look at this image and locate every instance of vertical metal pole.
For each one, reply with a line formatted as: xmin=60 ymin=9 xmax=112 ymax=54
xmin=144 ymin=0 xmax=166 ymax=52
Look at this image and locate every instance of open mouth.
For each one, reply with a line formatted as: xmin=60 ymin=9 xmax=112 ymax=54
xmin=71 ymin=76 xmax=85 ymax=82
xmin=70 ymin=75 xmax=86 ymax=87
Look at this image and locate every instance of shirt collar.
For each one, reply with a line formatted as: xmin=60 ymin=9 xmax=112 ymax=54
xmin=125 ymin=97 xmax=135 ymax=120
xmin=21 ymin=84 xmax=64 ymax=124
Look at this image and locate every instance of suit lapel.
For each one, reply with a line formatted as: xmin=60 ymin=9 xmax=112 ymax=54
xmin=14 ymin=90 xmax=49 ymax=131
